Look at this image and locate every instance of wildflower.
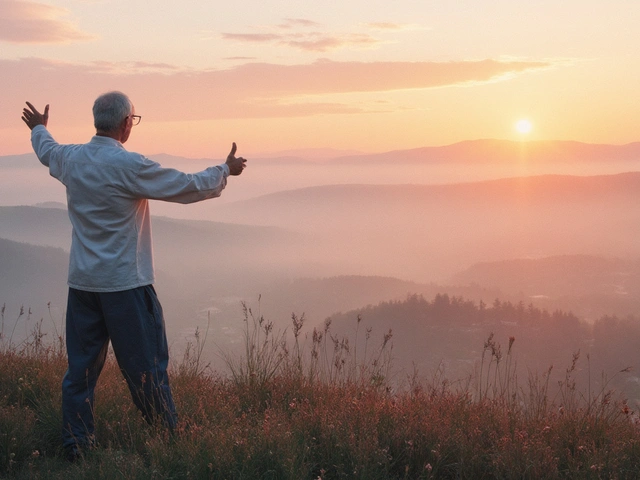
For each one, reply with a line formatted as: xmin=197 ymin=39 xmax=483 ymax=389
xmin=425 ymin=463 xmax=433 ymax=473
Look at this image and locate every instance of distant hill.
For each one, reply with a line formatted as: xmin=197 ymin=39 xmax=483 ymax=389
xmin=251 ymin=147 xmax=366 ymax=161
xmin=330 ymin=139 xmax=640 ymax=165
xmin=449 ymin=254 xmax=640 ymax=321
xmin=0 ymin=205 xmax=296 ymax=254
xmin=0 ymin=206 xmax=71 ymax=250
xmin=208 ymin=172 xmax=640 ymax=225
xmin=33 ymin=201 xmax=66 ymax=210
xmin=230 ymin=275 xmax=503 ymax=328
xmin=324 ymin=293 xmax=640 ymax=402
xmin=0 ymin=237 xmax=68 ymax=310
xmin=203 ymin=172 xmax=640 ymax=280
xmin=7 ymin=139 xmax=634 ymax=166
xmin=4 ymin=171 xmax=640 ymax=283
xmin=0 ymin=153 xmax=40 ymax=169
xmin=146 ymin=139 xmax=640 ymax=165
xmin=451 ymin=255 xmax=640 ymax=297
xmin=4 ymin=141 xmax=639 ymax=211
xmin=0 ymin=205 xmax=306 ymax=324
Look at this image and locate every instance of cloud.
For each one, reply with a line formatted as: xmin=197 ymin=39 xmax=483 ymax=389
xmin=0 ymin=0 xmax=95 ymax=44
xmin=223 ymin=56 xmax=258 ymax=61
xmin=278 ymin=18 xmax=322 ymax=29
xmin=222 ymin=17 xmax=382 ymax=53
xmin=228 ymin=58 xmax=552 ymax=96
xmin=221 ymin=33 xmax=281 ymax=44
xmin=366 ymin=22 xmax=413 ymax=30
xmin=88 ymin=60 xmax=182 ymax=74
xmin=223 ymin=30 xmax=381 ymax=53
xmin=0 ymin=57 xmax=553 ymax=127
xmin=284 ymin=33 xmax=380 ymax=52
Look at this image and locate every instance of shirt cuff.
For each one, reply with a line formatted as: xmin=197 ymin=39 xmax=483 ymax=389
xmin=219 ymin=163 xmax=230 ymax=177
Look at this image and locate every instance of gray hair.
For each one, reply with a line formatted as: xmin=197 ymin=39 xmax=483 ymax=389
xmin=93 ymin=91 xmax=132 ymax=132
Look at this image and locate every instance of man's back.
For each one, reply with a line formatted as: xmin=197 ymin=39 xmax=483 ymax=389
xmin=31 ymin=124 xmax=230 ymax=292
xmin=33 ymin=127 xmax=155 ymax=291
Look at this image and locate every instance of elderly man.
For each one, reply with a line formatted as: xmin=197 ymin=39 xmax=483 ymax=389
xmin=21 ymin=91 xmax=246 ymax=460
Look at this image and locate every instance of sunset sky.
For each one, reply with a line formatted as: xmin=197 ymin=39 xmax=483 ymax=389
xmin=1 ymin=0 xmax=639 ymax=158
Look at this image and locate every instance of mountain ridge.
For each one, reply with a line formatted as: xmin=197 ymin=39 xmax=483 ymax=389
xmin=330 ymin=139 xmax=640 ymax=164
xmin=5 ymin=139 xmax=639 ymax=165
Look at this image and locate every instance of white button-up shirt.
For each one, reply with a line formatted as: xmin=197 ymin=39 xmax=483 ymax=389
xmin=31 ymin=125 xmax=230 ymax=292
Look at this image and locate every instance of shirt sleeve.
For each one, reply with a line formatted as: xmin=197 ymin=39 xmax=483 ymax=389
xmin=126 ymin=155 xmax=230 ymax=204
xmin=30 ymin=125 xmax=64 ymax=181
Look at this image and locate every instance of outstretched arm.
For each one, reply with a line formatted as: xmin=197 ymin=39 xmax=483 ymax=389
xmin=22 ymin=102 xmax=49 ymax=130
xmin=225 ymin=142 xmax=247 ymax=176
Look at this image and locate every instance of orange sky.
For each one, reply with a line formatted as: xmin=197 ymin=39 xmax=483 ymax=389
xmin=1 ymin=1 xmax=639 ymax=158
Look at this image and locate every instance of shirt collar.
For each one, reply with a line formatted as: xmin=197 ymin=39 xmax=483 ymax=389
xmin=90 ymin=135 xmax=125 ymax=149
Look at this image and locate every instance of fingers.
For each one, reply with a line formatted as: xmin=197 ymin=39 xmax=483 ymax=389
xmin=228 ymin=142 xmax=237 ymax=158
xmin=21 ymin=102 xmax=35 ymax=125
xmin=22 ymin=101 xmax=41 ymax=118
xmin=22 ymin=101 xmax=49 ymax=129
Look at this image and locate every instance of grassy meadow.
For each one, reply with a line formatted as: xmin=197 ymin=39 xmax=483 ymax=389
xmin=1 ymin=302 xmax=640 ymax=479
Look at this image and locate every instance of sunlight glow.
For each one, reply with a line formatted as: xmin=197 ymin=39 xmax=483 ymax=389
xmin=515 ymin=119 xmax=533 ymax=134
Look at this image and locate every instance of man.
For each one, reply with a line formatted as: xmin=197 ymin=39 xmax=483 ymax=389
xmin=21 ymin=91 xmax=246 ymax=460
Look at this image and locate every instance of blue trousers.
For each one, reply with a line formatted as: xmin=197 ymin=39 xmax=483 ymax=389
xmin=62 ymin=285 xmax=177 ymax=450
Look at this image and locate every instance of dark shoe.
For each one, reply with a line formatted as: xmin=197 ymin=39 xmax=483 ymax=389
xmin=65 ymin=446 xmax=82 ymax=463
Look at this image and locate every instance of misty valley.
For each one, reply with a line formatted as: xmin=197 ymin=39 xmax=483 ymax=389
xmin=2 ymin=139 xmax=640 ymax=404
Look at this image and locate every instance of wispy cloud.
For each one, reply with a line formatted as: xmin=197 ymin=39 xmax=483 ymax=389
xmin=87 ymin=60 xmax=182 ymax=74
xmin=222 ymin=17 xmax=382 ymax=53
xmin=0 ymin=0 xmax=95 ymax=44
xmin=223 ymin=31 xmax=381 ymax=53
xmin=221 ymin=33 xmax=281 ymax=44
xmin=365 ymin=22 xmax=415 ymax=30
xmin=278 ymin=18 xmax=322 ymax=29
xmin=285 ymin=33 xmax=380 ymax=52
xmin=223 ymin=56 xmax=258 ymax=61
xmin=0 ymin=57 xmax=553 ymax=127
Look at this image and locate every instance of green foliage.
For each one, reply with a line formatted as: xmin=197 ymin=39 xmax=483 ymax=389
xmin=2 ymin=297 xmax=640 ymax=479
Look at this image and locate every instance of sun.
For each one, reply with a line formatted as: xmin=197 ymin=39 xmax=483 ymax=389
xmin=515 ymin=119 xmax=533 ymax=134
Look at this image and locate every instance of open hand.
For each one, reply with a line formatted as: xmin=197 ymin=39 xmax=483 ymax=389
xmin=22 ymin=102 xmax=49 ymax=130
xmin=225 ymin=142 xmax=247 ymax=176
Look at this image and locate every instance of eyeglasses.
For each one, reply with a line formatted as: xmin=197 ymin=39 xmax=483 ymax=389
xmin=130 ymin=115 xmax=142 ymax=126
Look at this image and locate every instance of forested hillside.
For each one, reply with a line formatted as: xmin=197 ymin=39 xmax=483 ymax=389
xmin=326 ymin=293 xmax=640 ymax=401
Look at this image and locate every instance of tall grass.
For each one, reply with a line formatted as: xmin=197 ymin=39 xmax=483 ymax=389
xmin=1 ymin=300 xmax=640 ymax=479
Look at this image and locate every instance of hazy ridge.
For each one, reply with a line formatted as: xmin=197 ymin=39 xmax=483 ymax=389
xmin=330 ymin=139 xmax=640 ymax=164
xmin=2 ymin=145 xmax=640 ymax=386
xmin=200 ymin=172 xmax=640 ymax=282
